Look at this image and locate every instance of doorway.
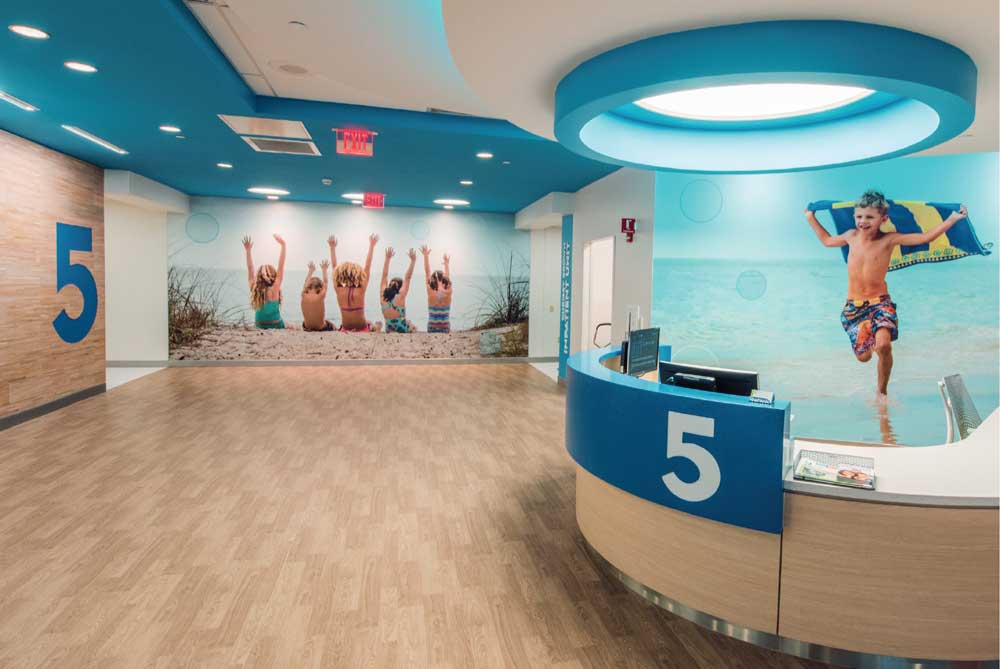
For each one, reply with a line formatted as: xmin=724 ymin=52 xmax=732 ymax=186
xmin=580 ymin=236 xmax=615 ymax=350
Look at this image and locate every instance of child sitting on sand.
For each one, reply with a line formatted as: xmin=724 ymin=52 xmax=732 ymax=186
xmin=421 ymin=245 xmax=453 ymax=333
xmin=333 ymin=233 xmax=382 ymax=332
xmin=243 ymin=233 xmax=287 ymax=329
xmin=301 ymin=259 xmax=334 ymax=331
xmin=380 ymin=247 xmax=418 ymax=333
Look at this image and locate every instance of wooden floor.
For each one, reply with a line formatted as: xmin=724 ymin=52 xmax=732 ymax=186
xmin=0 ymin=365 xmax=833 ymax=668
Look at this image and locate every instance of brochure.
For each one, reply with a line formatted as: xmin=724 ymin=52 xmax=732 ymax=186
xmin=793 ymin=450 xmax=876 ymax=490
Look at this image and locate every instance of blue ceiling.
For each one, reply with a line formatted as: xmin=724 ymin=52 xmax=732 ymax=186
xmin=0 ymin=0 xmax=616 ymax=213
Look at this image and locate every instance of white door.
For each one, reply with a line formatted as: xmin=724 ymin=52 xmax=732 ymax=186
xmin=580 ymin=236 xmax=615 ymax=350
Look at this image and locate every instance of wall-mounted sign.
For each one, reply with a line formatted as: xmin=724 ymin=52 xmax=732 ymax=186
xmin=334 ymin=128 xmax=376 ymax=157
xmin=621 ymin=217 xmax=636 ymax=243
xmin=362 ymin=192 xmax=385 ymax=209
xmin=53 ymin=222 xmax=98 ymax=343
xmin=558 ymin=214 xmax=573 ymax=379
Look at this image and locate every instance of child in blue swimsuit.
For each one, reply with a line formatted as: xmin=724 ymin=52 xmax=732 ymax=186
xmin=243 ymin=233 xmax=287 ymax=328
xmin=421 ymin=245 xmax=453 ymax=333
xmin=379 ymin=246 xmax=418 ymax=333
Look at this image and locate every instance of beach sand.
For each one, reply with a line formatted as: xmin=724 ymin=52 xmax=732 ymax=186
xmin=170 ymin=322 xmax=528 ymax=360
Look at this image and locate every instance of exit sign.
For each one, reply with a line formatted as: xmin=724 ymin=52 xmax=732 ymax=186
xmin=335 ymin=128 xmax=375 ymax=157
xmin=363 ymin=192 xmax=385 ymax=209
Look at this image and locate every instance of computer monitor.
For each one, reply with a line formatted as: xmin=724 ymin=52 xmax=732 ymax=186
xmin=625 ymin=328 xmax=660 ymax=377
xmin=659 ymin=361 xmax=758 ymax=397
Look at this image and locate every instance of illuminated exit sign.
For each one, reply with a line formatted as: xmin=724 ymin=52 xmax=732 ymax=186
xmin=363 ymin=192 xmax=384 ymax=209
xmin=334 ymin=128 xmax=375 ymax=157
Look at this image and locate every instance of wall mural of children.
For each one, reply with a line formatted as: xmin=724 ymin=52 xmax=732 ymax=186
xmin=421 ymin=245 xmax=453 ymax=333
xmin=333 ymin=233 xmax=382 ymax=332
xmin=301 ymin=258 xmax=334 ymax=331
xmin=380 ymin=247 xmax=418 ymax=333
xmin=243 ymin=233 xmax=287 ymax=329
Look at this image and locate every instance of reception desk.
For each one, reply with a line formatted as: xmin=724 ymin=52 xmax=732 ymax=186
xmin=567 ymin=347 xmax=999 ymax=667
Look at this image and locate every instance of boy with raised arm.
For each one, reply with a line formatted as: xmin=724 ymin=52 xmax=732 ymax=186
xmin=805 ymin=189 xmax=968 ymax=397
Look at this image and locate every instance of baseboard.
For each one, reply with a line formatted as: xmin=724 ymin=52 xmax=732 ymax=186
xmin=0 ymin=384 xmax=106 ymax=432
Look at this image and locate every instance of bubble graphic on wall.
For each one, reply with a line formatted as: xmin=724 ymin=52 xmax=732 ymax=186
xmin=410 ymin=220 xmax=430 ymax=241
xmin=185 ymin=213 xmax=220 ymax=243
xmin=679 ymin=179 xmax=723 ymax=222
xmin=736 ymin=270 xmax=767 ymax=300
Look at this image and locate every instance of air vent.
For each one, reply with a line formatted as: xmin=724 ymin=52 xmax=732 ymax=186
xmin=426 ymin=107 xmax=475 ymax=116
xmin=241 ymin=136 xmax=321 ymax=156
xmin=219 ymin=114 xmax=311 ymax=139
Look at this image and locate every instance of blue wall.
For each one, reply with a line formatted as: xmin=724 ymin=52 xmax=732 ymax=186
xmin=651 ymin=152 xmax=999 ymax=445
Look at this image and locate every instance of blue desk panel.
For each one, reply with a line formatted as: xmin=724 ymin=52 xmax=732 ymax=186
xmin=567 ymin=347 xmax=789 ymax=533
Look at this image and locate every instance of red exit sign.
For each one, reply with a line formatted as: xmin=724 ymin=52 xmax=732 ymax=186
xmin=335 ymin=128 xmax=375 ymax=157
xmin=363 ymin=192 xmax=384 ymax=209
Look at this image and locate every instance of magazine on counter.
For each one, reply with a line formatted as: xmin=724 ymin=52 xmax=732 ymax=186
xmin=793 ymin=450 xmax=876 ymax=490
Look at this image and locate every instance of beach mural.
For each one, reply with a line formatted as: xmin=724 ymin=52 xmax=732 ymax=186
xmin=651 ymin=152 xmax=999 ymax=446
xmin=167 ymin=197 xmax=530 ymax=360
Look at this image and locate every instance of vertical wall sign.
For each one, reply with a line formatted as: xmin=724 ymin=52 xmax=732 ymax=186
xmin=52 ymin=222 xmax=98 ymax=343
xmin=334 ymin=128 xmax=376 ymax=157
xmin=621 ymin=217 xmax=636 ymax=243
xmin=558 ymin=214 xmax=573 ymax=379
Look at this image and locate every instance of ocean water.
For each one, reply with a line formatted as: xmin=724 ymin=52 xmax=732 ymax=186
xmin=651 ymin=258 xmax=999 ymax=446
xmin=170 ymin=266 xmax=525 ymax=333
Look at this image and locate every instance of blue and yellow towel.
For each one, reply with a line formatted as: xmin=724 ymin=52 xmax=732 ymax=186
xmin=808 ymin=199 xmax=991 ymax=271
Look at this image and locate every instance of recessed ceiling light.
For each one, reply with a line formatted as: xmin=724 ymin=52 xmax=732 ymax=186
xmin=160 ymin=125 xmax=181 ymax=133
xmin=341 ymin=193 xmax=364 ymax=199
xmin=502 ymin=160 xmax=511 ymax=165
xmin=248 ymin=187 xmax=290 ymax=196
xmin=475 ymin=152 xmax=493 ymax=159
xmin=459 ymin=180 xmax=473 ymax=186
xmin=8 ymin=25 xmax=48 ymax=39
xmin=322 ymin=178 xmax=333 ymax=185
xmin=64 ymin=61 xmax=98 ymax=74
xmin=635 ymin=83 xmax=874 ymax=121
xmin=267 ymin=195 xmax=279 ymax=200
xmin=0 ymin=90 xmax=38 ymax=112
xmin=444 ymin=205 xmax=454 ymax=210
xmin=175 ymin=135 xmax=186 ymax=140
xmin=61 ymin=125 xmax=128 ymax=154
xmin=217 ymin=162 xmax=233 ymax=168
xmin=434 ymin=198 xmax=470 ymax=206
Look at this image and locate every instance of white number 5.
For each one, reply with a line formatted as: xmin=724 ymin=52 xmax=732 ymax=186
xmin=662 ymin=411 xmax=720 ymax=502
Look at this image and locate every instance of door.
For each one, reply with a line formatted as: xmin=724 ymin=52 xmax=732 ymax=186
xmin=581 ymin=236 xmax=615 ymax=350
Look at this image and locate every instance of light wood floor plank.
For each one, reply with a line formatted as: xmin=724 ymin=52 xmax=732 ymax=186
xmin=0 ymin=365 xmax=831 ymax=668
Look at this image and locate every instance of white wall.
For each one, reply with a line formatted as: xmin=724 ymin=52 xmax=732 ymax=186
xmin=570 ymin=168 xmax=655 ymax=352
xmin=105 ymin=200 xmax=169 ymax=361
xmin=528 ymin=224 xmax=562 ymax=357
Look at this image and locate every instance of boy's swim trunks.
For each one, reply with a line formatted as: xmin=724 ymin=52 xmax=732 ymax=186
xmin=841 ymin=294 xmax=898 ymax=357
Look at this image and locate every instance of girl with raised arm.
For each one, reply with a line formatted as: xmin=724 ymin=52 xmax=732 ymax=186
xmin=380 ymin=247 xmax=418 ymax=333
xmin=421 ymin=245 xmax=453 ymax=333
xmin=333 ymin=233 xmax=382 ymax=332
xmin=243 ymin=233 xmax=287 ymax=329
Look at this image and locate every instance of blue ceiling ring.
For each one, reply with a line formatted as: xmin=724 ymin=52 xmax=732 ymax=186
xmin=554 ymin=21 xmax=977 ymax=174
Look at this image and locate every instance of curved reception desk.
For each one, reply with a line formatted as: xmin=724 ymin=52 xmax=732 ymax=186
xmin=566 ymin=347 xmax=999 ymax=668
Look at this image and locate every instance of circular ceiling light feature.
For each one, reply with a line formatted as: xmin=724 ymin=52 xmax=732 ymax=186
xmin=444 ymin=205 xmax=454 ymax=210
xmin=248 ymin=187 xmax=289 ymax=196
xmin=475 ymin=152 xmax=493 ymax=159
xmin=9 ymin=25 xmax=49 ymax=39
xmin=635 ymin=84 xmax=874 ymax=122
xmin=64 ymin=61 xmax=98 ymax=73
xmin=322 ymin=178 xmax=333 ymax=185
xmin=217 ymin=162 xmax=233 ymax=169
xmin=459 ymin=180 xmax=473 ymax=186
xmin=159 ymin=125 xmax=181 ymax=133
xmin=341 ymin=193 xmax=363 ymax=199
xmin=554 ymin=21 xmax=976 ymax=173
xmin=434 ymin=199 xmax=469 ymax=206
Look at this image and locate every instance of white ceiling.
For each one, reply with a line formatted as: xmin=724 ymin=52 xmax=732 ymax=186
xmin=187 ymin=0 xmax=489 ymax=116
xmin=442 ymin=0 xmax=999 ymax=156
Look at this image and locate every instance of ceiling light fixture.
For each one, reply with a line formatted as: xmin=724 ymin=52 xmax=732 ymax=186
xmin=159 ymin=125 xmax=181 ymax=133
xmin=61 ymin=125 xmax=128 ymax=154
xmin=341 ymin=193 xmax=363 ymax=199
xmin=635 ymin=83 xmax=874 ymax=121
xmin=217 ymin=162 xmax=233 ymax=169
xmin=444 ymin=205 xmax=454 ymax=210
xmin=322 ymin=178 xmax=333 ymax=185
xmin=502 ymin=161 xmax=511 ymax=165
xmin=459 ymin=180 xmax=473 ymax=185
xmin=247 ymin=187 xmax=290 ymax=196
xmin=8 ymin=25 xmax=49 ymax=39
xmin=475 ymin=152 xmax=493 ymax=159
xmin=0 ymin=90 xmax=38 ymax=112
xmin=351 ymin=200 xmax=363 ymax=205
xmin=267 ymin=195 xmax=279 ymax=200
xmin=175 ymin=135 xmax=185 ymax=140
xmin=434 ymin=198 xmax=470 ymax=206
xmin=64 ymin=61 xmax=98 ymax=73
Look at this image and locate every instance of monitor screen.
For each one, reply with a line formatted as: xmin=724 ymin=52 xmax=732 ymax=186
xmin=626 ymin=328 xmax=660 ymax=377
xmin=660 ymin=361 xmax=758 ymax=397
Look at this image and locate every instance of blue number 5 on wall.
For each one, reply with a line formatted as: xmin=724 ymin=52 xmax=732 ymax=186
xmin=53 ymin=222 xmax=98 ymax=343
